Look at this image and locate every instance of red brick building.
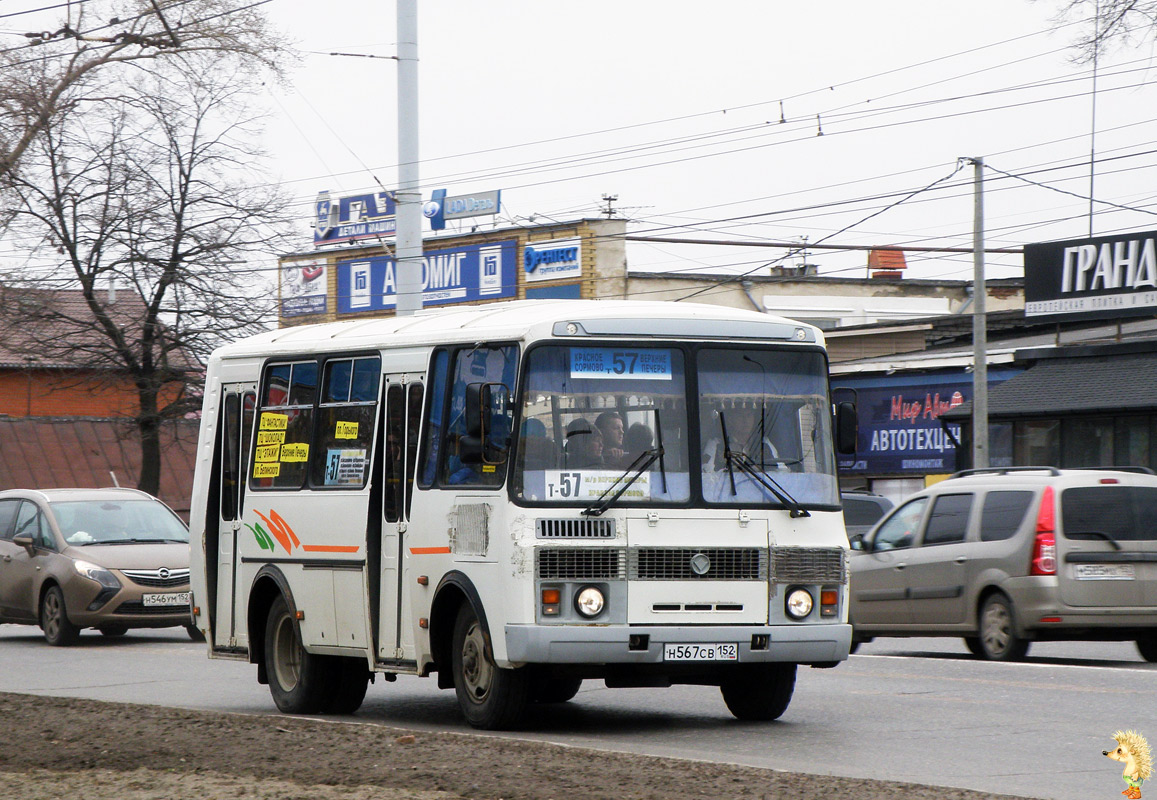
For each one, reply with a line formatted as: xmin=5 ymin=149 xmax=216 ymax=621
xmin=0 ymin=287 xmax=198 ymax=516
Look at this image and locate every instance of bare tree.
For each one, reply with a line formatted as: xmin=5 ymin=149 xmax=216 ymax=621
xmin=1048 ymin=1 xmax=1157 ymax=61
xmin=0 ymin=44 xmax=293 ymax=494
xmin=0 ymin=0 xmax=287 ymax=178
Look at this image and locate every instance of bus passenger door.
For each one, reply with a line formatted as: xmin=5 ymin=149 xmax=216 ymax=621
xmin=379 ymin=377 xmax=424 ymax=662
xmin=214 ymin=385 xmax=255 ymax=649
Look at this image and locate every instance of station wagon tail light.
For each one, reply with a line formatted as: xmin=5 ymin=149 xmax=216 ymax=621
xmin=1030 ymin=486 xmax=1057 ymax=576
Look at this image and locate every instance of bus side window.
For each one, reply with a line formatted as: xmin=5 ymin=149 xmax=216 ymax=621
xmin=251 ymin=361 xmax=318 ymax=490
xmin=443 ymin=345 xmax=516 ymax=487
xmin=405 ymin=382 xmax=423 ymax=517
xmin=311 ymin=356 xmax=380 ymax=489
xmin=418 ymin=350 xmax=450 ymax=488
xmin=384 ymin=383 xmax=404 ymax=522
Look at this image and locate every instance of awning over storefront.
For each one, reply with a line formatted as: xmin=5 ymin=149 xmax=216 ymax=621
xmin=947 ymin=351 xmax=1157 ymax=418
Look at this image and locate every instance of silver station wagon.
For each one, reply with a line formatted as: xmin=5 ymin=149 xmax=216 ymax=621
xmin=849 ymin=468 xmax=1157 ymax=661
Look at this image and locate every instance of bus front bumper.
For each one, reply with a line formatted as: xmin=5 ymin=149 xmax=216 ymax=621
xmin=504 ymin=623 xmax=851 ymax=665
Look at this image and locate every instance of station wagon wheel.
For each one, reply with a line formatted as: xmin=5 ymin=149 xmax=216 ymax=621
xmin=98 ymin=625 xmax=128 ymax=637
xmin=41 ymin=585 xmax=80 ymax=647
xmin=962 ymin=636 xmax=985 ymax=658
xmin=264 ymin=594 xmax=331 ymax=714
xmin=1137 ymin=633 xmax=1157 ymax=663
xmin=451 ymin=603 xmax=529 ymax=729
xmin=979 ymin=594 xmax=1029 ymax=661
xmin=720 ymin=663 xmax=797 ymax=721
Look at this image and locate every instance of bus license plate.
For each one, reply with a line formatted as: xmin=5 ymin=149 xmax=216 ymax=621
xmin=1074 ymin=564 xmax=1135 ymax=581
xmin=663 ymin=643 xmax=738 ymax=661
xmin=142 ymin=592 xmax=191 ymax=607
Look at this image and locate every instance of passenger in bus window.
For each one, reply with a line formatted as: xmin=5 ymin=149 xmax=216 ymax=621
xmin=623 ymin=422 xmax=654 ymax=462
xmin=595 ymin=411 xmax=626 ymax=467
xmin=520 ymin=418 xmax=556 ymax=471
xmin=564 ymin=419 xmax=604 ymax=469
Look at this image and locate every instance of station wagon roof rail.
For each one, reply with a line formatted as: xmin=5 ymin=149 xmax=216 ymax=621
xmin=948 ymin=466 xmax=1062 ymax=479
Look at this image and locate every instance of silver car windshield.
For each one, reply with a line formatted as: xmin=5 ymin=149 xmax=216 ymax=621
xmin=50 ymin=500 xmax=189 ymax=545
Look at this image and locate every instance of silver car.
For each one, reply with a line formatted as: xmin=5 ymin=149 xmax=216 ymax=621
xmin=849 ymin=468 xmax=1157 ymax=661
xmin=0 ymin=488 xmax=193 ymax=645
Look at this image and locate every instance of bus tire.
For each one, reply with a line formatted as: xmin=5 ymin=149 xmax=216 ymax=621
xmin=264 ymin=594 xmax=331 ymax=714
xmin=322 ymin=656 xmax=371 ymax=714
xmin=531 ymin=674 xmax=582 ymax=704
xmin=452 ymin=602 xmax=529 ymax=729
xmin=720 ymin=663 xmax=796 ymax=721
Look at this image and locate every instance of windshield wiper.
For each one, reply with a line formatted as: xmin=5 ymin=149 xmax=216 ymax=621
xmin=582 ymin=447 xmax=664 ymax=517
xmin=727 ymin=452 xmax=810 ymax=518
xmin=1069 ymin=530 xmax=1123 ymax=550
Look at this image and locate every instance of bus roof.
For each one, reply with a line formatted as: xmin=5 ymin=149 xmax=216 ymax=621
xmin=213 ymin=300 xmax=823 ymax=360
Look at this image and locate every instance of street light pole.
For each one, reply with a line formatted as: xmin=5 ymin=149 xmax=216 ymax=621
xmin=969 ymin=157 xmax=988 ymax=469
xmin=394 ymin=0 xmax=422 ymax=316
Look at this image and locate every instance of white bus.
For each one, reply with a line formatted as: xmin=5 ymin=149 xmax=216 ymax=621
xmin=188 ymin=300 xmax=856 ymax=729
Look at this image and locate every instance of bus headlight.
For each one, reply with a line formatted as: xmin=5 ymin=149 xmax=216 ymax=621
xmin=785 ymin=588 xmax=814 ymax=620
xmin=574 ymin=586 xmax=605 ymax=618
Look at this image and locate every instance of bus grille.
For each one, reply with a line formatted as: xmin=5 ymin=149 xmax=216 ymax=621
xmin=537 ymin=548 xmax=626 ymax=580
xmin=630 ymin=548 xmax=767 ymax=581
xmin=771 ymin=547 xmax=846 ymax=583
xmin=535 ymin=518 xmax=616 ymax=539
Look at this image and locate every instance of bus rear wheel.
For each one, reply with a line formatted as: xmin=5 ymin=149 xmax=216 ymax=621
xmin=322 ymin=656 xmax=371 ymax=714
xmin=720 ymin=663 xmax=796 ymax=721
xmin=265 ymin=595 xmax=331 ymax=714
xmin=452 ymin=603 xmax=529 ymax=730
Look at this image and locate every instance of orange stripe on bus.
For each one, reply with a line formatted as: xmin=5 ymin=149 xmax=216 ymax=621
xmin=301 ymin=545 xmax=361 ymax=553
xmin=410 ymin=546 xmax=452 ymax=555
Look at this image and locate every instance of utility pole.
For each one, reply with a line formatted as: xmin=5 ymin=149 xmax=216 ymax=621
xmin=394 ymin=0 xmax=423 ymax=316
xmin=968 ymin=157 xmax=988 ymax=469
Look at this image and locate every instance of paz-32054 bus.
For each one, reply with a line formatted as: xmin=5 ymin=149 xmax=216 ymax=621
xmin=188 ymin=300 xmax=856 ymax=729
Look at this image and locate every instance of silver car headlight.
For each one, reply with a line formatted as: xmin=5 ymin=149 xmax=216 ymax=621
xmin=786 ymin=587 xmax=814 ymax=620
xmin=73 ymin=560 xmax=121 ymax=590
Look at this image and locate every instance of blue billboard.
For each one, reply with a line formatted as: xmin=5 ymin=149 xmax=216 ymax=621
xmin=336 ymin=240 xmax=518 ymax=313
xmin=834 ymin=369 xmax=1020 ymax=475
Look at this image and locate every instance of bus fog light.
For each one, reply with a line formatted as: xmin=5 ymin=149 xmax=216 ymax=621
xmin=574 ymin=586 xmax=605 ymax=618
xmin=786 ymin=588 xmax=813 ymax=620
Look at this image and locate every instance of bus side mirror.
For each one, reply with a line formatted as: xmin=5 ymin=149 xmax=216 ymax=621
xmin=835 ymin=401 xmax=857 ymax=455
xmin=461 ymin=383 xmax=511 ymax=465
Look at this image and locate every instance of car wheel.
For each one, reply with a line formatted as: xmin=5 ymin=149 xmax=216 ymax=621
xmin=979 ymin=594 xmax=1029 ymax=661
xmin=963 ymin=636 xmax=985 ymax=658
xmin=531 ymin=674 xmax=583 ymax=704
xmin=322 ymin=656 xmax=371 ymax=714
xmin=1136 ymin=633 xmax=1157 ymax=663
xmin=264 ymin=595 xmax=332 ymax=714
xmin=720 ymin=663 xmax=797 ymax=721
xmin=848 ymin=640 xmax=860 ymax=654
xmin=98 ymin=625 xmax=129 ymax=637
xmin=452 ymin=603 xmax=529 ymax=729
xmin=41 ymin=585 xmax=80 ymax=647
xmin=185 ymin=624 xmax=205 ymax=642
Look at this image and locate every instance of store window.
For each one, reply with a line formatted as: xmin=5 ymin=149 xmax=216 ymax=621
xmin=1061 ymin=417 xmax=1113 ymax=468
xmin=1013 ymin=419 xmax=1060 ymax=467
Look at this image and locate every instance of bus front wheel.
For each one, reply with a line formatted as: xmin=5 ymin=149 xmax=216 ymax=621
xmin=265 ymin=595 xmax=330 ymax=714
xmin=451 ymin=603 xmax=529 ymax=729
xmin=720 ymin=663 xmax=796 ymax=721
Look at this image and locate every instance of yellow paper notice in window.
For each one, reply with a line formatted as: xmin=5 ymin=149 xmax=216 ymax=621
xmin=253 ymin=462 xmax=281 ymax=479
xmin=256 ymin=430 xmax=286 ymax=446
xmin=280 ymin=443 xmax=310 ymax=462
xmin=335 ymin=420 xmax=359 ymax=439
xmin=260 ymin=412 xmax=288 ymax=431
xmin=255 ymin=444 xmax=281 ymax=463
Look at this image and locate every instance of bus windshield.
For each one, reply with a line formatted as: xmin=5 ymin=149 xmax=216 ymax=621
xmin=697 ymin=348 xmax=838 ymax=508
xmin=512 ymin=343 xmax=839 ymax=509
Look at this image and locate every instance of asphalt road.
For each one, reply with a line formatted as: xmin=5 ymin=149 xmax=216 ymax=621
xmin=0 ymin=624 xmax=1151 ymax=800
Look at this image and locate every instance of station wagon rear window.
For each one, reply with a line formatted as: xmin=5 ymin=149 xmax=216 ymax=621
xmin=1061 ymin=485 xmax=1157 ymax=542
